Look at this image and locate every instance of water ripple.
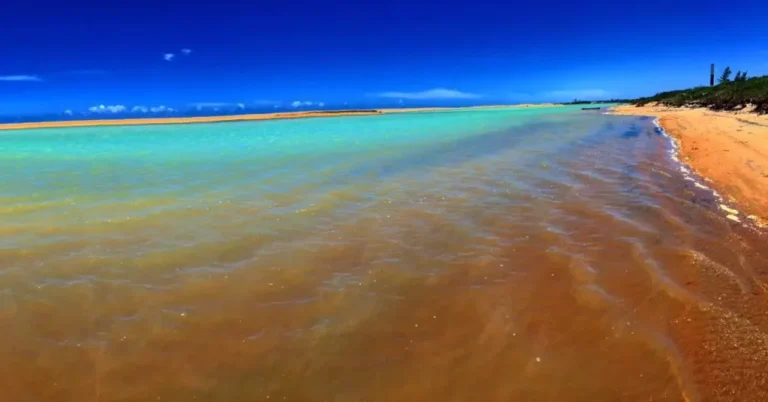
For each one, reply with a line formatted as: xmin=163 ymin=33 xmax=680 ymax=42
xmin=1 ymin=109 xmax=767 ymax=401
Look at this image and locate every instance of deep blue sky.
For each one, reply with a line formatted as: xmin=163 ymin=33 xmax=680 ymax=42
xmin=1 ymin=0 xmax=767 ymax=116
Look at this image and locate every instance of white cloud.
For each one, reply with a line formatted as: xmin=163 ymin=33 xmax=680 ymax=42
xmin=191 ymin=102 xmax=232 ymax=109
xmin=237 ymin=103 xmax=245 ymax=109
xmin=80 ymin=104 xmax=172 ymax=114
xmin=0 ymin=75 xmax=42 ymax=82
xmin=318 ymin=102 xmax=325 ymax=107
xmin=127 ymin=105 xmax=172 ymax=113
xmin=190 ymin=102 xmax=233 ymax=108
xmin=88 ymin=104 xmax=127 ymax=114
xmin=291 ymin=101 xmax=315 ymax=108
xmin=64 ymin=109 xmax=73 ymax=116
xmin=542 ymin=89 xmax=613 ymax=100
xmin=163 ymin=53 xmax=175 ymax=61
xmin=181 ymin=48 xmax=192 ymax=55
xmin=376 ymin=88 xmax=481 ymax=100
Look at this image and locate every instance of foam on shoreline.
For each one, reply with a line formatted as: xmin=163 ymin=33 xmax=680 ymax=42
xmin=651 ymin=118 xmax=753 ymax=226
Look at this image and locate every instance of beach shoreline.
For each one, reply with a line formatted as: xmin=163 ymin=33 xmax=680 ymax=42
xmin=0 ymin=104 xmax=560 ymax=131
xmin=611 ymin=105 xmax=768 ymax=228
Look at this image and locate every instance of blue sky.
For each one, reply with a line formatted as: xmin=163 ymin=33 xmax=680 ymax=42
xmin=1 ymin=0 xmax=767 ymax=116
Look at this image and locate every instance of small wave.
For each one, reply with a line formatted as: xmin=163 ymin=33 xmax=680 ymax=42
xmin=652 ymin=119 xmax=754 ymax=229
xmin=630 ymin=240 xmax=710 ymax=309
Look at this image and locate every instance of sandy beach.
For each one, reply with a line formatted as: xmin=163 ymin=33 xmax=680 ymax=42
xmin=612 ymin=105 xmax=768 ymax=226
xmin=0 ymin=104 xmax=560 ymax=131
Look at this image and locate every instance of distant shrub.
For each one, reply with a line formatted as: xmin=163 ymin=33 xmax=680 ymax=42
xmin=631 ymin=74 xmax=768 ymax=114
xmin=719 ymin=66 xmax=733 ymax=83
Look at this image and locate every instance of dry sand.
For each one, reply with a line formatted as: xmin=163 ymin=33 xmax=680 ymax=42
xmin=612 ymin=105 xmax=768 ymax=226
xmin=0 ymin=104 xmax=560 ymax=131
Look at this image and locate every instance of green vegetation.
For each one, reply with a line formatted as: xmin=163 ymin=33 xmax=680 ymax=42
xmin=633 ymin=73 xmax=768 ymax=114
xmin=718 ymin=66 xmax=732 ymax=83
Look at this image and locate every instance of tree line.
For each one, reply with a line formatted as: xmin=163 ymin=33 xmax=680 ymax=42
xmin=633 ymin=67 xmax=768 ymax=114
xmin=718 ymin=66 xmax=749 ymax=83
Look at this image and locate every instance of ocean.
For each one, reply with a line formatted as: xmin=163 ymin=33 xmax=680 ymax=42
xmin=1 ymin=106 xmax=767 ymax=401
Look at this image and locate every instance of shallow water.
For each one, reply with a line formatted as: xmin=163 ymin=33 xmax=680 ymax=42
xmin=2 ymin=107 xmax=768 ymax=402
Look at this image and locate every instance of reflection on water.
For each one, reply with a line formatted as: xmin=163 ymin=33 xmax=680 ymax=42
xmin=1 ymin=108 xmax=767 ymax=402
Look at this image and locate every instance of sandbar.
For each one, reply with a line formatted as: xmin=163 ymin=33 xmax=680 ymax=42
xmin=0 ymin=104 xmax=561 ymax=131
xmin=612 ymin=105 xmax=768 ymax=226
xmin=0 ymin=110 xmax=383 ymax=131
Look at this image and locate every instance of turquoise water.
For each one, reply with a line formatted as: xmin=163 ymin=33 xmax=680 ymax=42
xmin=1 ymin=106 xmax=595 ymax=234
xmin=3 ymin=105 xmax=768 ymax=402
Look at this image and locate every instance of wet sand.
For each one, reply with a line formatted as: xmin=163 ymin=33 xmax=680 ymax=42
xmin=0 ymin=104 xmax=558 ymax=131
xmin=612 ymin=105 xmax=768 ymax=227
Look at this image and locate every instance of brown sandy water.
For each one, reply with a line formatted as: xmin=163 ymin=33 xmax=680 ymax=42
xmin=1 ymin=108 xmax=767 ymax=401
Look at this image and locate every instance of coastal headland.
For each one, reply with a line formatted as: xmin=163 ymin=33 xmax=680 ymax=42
xmin=612 ymin=105 xmax=768 ymax=227
xmin=0 ymin=104 xmax=559 ymax=131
